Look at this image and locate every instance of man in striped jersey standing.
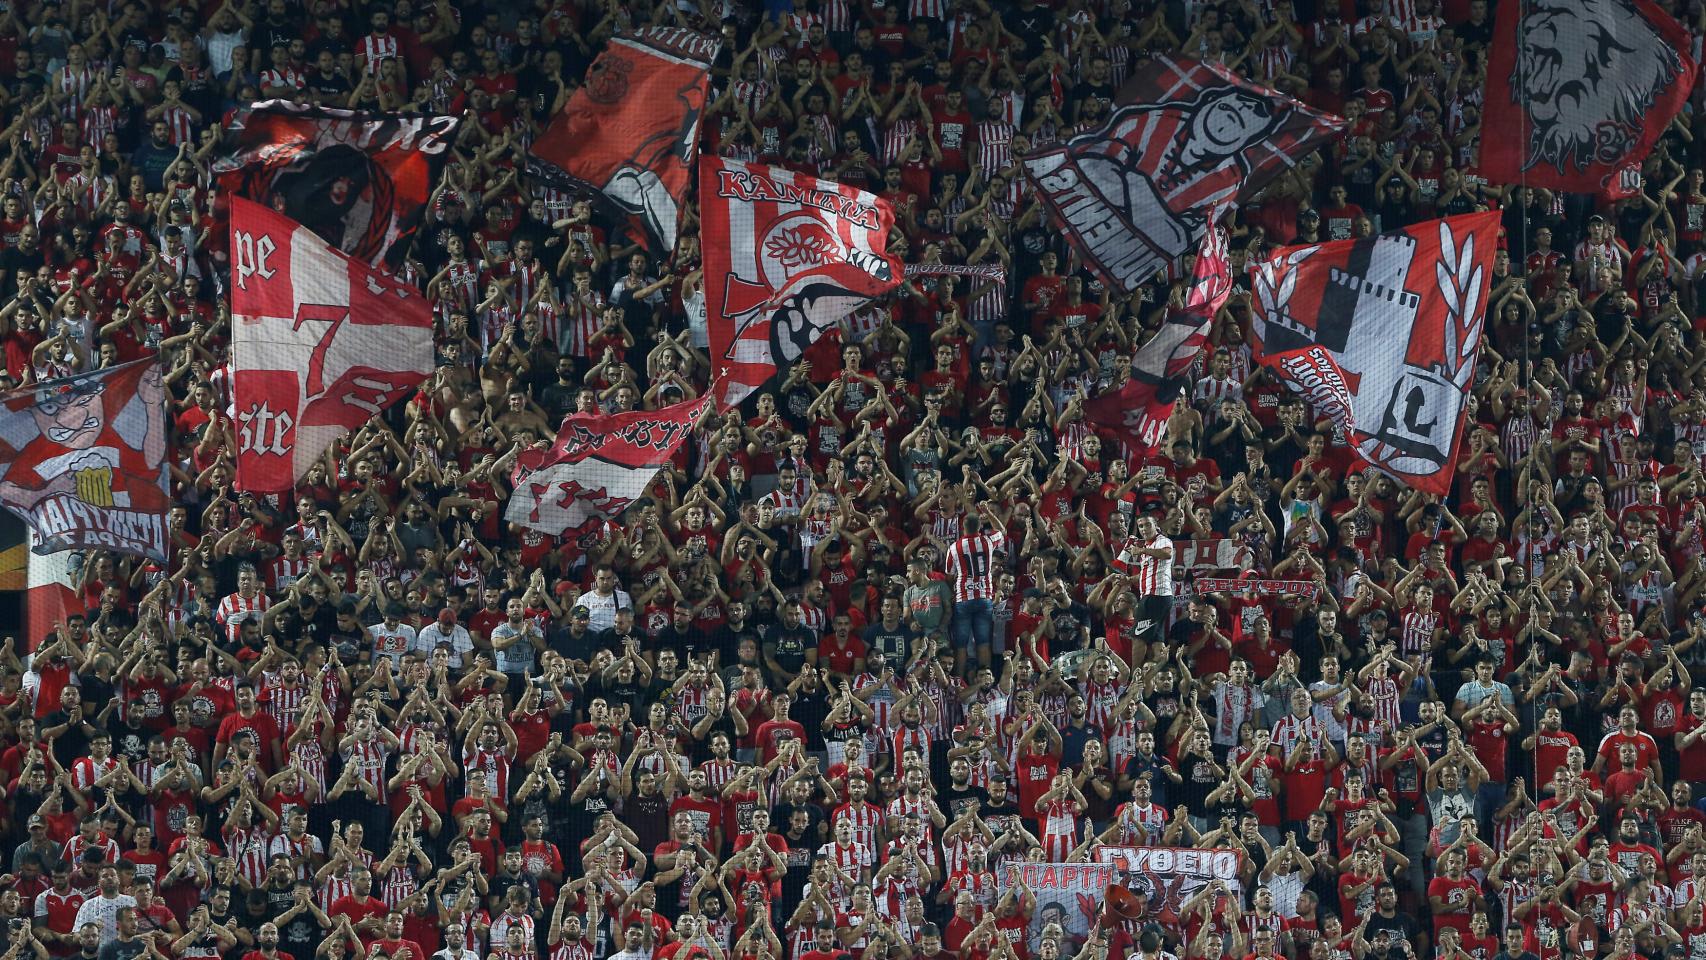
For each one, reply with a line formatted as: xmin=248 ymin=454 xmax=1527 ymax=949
xmin=1119 ymin=516 xmax=1176 ymax=647
xmin=944 ymin=503 xmax=1004 ymax=674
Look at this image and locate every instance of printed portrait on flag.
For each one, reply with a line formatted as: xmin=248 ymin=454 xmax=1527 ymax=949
xmin=1248 ymin=212 xmax=1500 ymax=495
xmin=228 ymin=197 xmax=435 ymax=492
xmin=0 ymin=361 xmax=169 ymax=560
xmin=702 ymin=157 xmax=903 ymax=410
xmin=507 ymin=396 xmax=711 ymax=536
xmin=1022 ymin=57 xmax=1344 ymax=292
xmin=1483 ymin=0 xmax=1696 ymax=192
xmin=999 ymin=863 xmax=1116 ymax=950
xmin=1094 ymin=847 xmax=1243 ymax=932
xmin=530 ymin=27 xmax=719 ymax=251
xmin=215 ymin=101 xmax=461 ymax=268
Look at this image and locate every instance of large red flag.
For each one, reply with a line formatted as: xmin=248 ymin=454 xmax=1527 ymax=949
xmin=506 ymin=395 xmax=712 ymax=536
xmin=530 ymin=28 xmax=719 ymax=251
xmin=701 ymin=157 xmax=903 ymax=410
xmin=1085 ymin=213 xmax=1232 ymax=454
xmin=1481 ymin=0 xmax=1696 ymax=192
xmin=1247 ymin=212 xmax=1501 ymax=495
xmin=229 ymin=197 xmax=435 ymax=492
xmin=1021 ymin=57 xmax=1343 ymax=292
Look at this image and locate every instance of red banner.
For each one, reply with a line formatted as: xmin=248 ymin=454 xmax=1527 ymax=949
xmin=506 ymin=395 xmax=712 ymax=536
xmin=229 ymin=198 xmax=435 ymax=492
xmin=530 ymin=27 xmax=718 ymax=251
xmin=1248 ymin=212 xmax=1501 ymax=495
xmin=214 ymin=101 xmax=460 ymax=269
xmin=702 ymin=157 xmax=902 ymax=410
xmin=1021 ymin=57 xmax=1343 ymax=291
xmin=1482 ymin=0 xmax=1696 ymax=192
xmin=1264 ymin=345 xmax=1358 ymax=437
xmin=0 ymin=360 xmax=170 ymax=560
xmin=1085 ymin=213 xmax=1231 ymax=456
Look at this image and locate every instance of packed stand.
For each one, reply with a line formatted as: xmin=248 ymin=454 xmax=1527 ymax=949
xmin=0 ymin=2 xmax=1704 ymax=960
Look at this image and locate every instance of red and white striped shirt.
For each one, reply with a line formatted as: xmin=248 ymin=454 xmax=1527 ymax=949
xmin=259 ymin=680 xmax=308 ymax=734
xmin=357 ymin=34 xmax=400 ymax=70
xmin=558 ymin=293 xmax=605 ymax=359
xmin=882 ymin=118 xmax=920 ymax=165
xmin=1397 ymin=608 xmax=1440 ymax=658
xmin=1115 ymin=800 xmax=1169 ymax=844
xmin=943 ymin=530 xmax=1005 ymax=602
xmin=56 ymin=64 xmax=98 ymax=111
xmin=343 ymin=738 xmax=390 ymax=801
xmin=226 ymin=825 xmax=273 ymax=887
xmin=1119 ymin=534 xmax=1175 ymax=596
xmin=160 ymin=106 xmax=195 ymax=145
xmin=215 ymin=591 xmax=271 ymax=644
xmin=1270 ymin=711 xmax=1326 ymax=757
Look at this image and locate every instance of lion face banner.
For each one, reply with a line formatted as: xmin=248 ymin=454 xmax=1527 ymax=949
xmin=215 ymin=101 xmax=461 ymax=269
xmin=1020 ymin=56 xmax=1344 ymax=292
xmin=530 ymin=27 xmax=719 ymax=252
xmin=1483 ymin=0 xmax=1697 ymax=192
xmin=0 ymin=360 xmax=170 ymax=560
xmin=701 ymin=157 xmax=902 ymax=410
xmin=1247 ymin=211 xmax=1501 ymax=496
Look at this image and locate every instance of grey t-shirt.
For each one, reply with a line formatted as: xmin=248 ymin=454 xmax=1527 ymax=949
xmin=491 ymin=621 xmax=541 ymax=675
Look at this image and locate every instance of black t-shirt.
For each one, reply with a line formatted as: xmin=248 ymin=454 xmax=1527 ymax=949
xmin=656 ymin=624 xmax=714 ymax=662
xmin=983 ymin=800 xmax=1026 ymax=842
xmin=772 ymin=802 xmax=827 ymax=851
xmin=767 ymin=625 xmax=813 ymax=675
xmin=41 ymin=710 xmax=92 ymax=767
xmin=98 ymin=939 xmax=147 ymax=960
xmin=1365 ymin=912 xmax=1422 ymax=951
xmin=862 ymin=622 xmax=913 ymax=662
xmin=1046 ymin=601 xmax=1092 ymax=653
xmin=940 ymin=781 xmax=988 ymax=821
xmin=278 ymin=906 xmax=325 ymax=957
xmin=1071 ymin=81 xmax=1117 ymax=118
xmin=1004 ymin=4 xmax=1055 ymax=59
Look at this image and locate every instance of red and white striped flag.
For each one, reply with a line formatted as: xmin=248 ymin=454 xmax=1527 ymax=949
xmin=702 ymin=157 xmax=903 ymax=410
xmin=228 ymin=197 xmax=434 ymax=492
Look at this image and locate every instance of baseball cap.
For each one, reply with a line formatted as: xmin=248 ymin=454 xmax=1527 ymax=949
xmin=438 ymin=608 xmax=456 ymax=624
xmin=570 ymin=604 xmax=591 ymax=619
xmin=27 ymin=815 xmax=44 ymax=828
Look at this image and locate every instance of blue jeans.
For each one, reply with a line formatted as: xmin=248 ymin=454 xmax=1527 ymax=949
xmin=953 ymin=598 xmax=993 ymax=652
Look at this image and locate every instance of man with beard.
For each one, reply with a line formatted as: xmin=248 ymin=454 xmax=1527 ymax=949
xmin=270 ymin=881 xmax=327 ymax=956
xmin=71 ymin=865 xmax=134 ymax=947
xmin=237 ymin=921 xmax=291 ymax=960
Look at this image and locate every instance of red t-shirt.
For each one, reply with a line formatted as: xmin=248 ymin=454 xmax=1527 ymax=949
xmin=1427 ymin=875 xmax=1478 ymax=935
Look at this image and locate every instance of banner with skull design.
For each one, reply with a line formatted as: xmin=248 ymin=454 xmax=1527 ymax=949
xmin=0 ymin=360 xmax=170 ymax=560
xmin=1482 ymin=0 xmax=1696 ymax=193
xmin=1247 ymin=211 xmax=1501 ymax=496
xmin=1021 ymin=56 xmax=1344 ymax=293
xmin=506 ymin=395 xmax=713 ymax=536
xmin=214 ymin=101 xmax=461 ymax=269
xmin=530 ymin=27 xmax=719 ymax=252
xmin=701 ymin=157 xmax=903 ymax=411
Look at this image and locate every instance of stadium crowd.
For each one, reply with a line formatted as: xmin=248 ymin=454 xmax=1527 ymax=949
xmin=1 ymin=4 xmax=1706 ymax=960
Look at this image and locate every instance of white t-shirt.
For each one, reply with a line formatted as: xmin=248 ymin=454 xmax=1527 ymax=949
xmin=370 ymin=621 xmax=418 ymax=668
xmin=575 ymin=589 xmax=633 ymax=632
